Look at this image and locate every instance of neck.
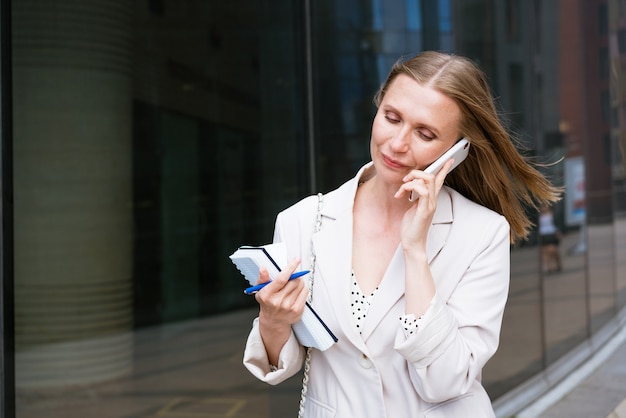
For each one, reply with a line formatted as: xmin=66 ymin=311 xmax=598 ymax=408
xmin=356 ymin=175 xmax=411 ymax=220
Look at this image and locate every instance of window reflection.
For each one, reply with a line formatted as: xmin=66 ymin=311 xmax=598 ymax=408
xmin=13 ymin=0 xmax=307 ymax=413
xmin=617 ymin=216 xmax=626 ymax=309
xmin=483 ymin=246 xmax=543 ymax=399
xmin=587 ymin=223 xmax=617 ymax=333
xmin=8 ymin=0 xmax=626 ymax=416
xmin=542 ymin=226 xmax=588 ymax=364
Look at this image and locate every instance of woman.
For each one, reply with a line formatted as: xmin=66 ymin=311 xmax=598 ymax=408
xmin=243 ymin=51 xmax=560 ymax=417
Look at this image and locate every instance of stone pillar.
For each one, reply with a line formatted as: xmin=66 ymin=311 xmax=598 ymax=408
xmin=12 ymin=0 xmax=133 ymax=387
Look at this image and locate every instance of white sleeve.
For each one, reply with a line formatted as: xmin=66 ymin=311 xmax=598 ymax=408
xmin=394 ymin=217 xmax=510 ymax=403
xmin=242 ymin=318 xmax=305 ymax=385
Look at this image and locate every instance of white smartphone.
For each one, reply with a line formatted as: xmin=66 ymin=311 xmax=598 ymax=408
xmin=424 ymin=137 xmax=470 ymax=175
xmin=409 ymin=138 xmax=470 ymax=201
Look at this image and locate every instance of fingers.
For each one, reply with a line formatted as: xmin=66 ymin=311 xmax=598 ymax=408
xmin=255 ymin=256 xmax=308 ymax=325
xmin=256 ymin=256 xmax=303 ymax=298
xmin=405 ymin=178 xmax=429 ymax=202
xmin=394 ymin=172 xmax=433 ymax=201
xmin=435 ymin=158 xmax=455 ymax=187
xmin=255 ymin=267 xmax=271 ymax=285
xmin=274 ymin=256 xmax=302 ymax=286
xmin=395 ymin=158 xmax=456 ymax=201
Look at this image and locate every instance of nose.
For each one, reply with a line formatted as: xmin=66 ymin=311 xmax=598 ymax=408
xmin=389 ymin=127 xmax=411 ymax=152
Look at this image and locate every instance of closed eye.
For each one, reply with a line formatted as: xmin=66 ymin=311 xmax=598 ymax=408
xmin=418 ymin=129 xmax=436 ymax=140
xmin=384 ymin=111 xmax=400 ymax=123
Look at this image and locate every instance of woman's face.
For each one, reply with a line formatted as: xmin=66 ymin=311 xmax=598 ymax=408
xmin=371 ymin=74 xmax=462 ymax=186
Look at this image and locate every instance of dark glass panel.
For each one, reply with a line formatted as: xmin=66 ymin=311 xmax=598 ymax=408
xmin=12 ymin=0 xmax=306 ymax=415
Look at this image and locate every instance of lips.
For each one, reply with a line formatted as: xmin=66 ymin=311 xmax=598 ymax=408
xmin=381 ymin=154 xmax=409 ymax=170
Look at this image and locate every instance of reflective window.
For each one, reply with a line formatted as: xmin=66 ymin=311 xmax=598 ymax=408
xmin=7 ymin=0 xmax=625 ymax=416
xmin=12 ymin=1 xmax=307 ymax=415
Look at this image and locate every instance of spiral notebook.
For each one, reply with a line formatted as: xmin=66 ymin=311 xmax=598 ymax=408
xmin=229 ymin=243 xmax=338 ymax=351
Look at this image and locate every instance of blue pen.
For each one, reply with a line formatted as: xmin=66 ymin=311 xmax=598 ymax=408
xmin=244 ymin=270 xmax=310 ymax=295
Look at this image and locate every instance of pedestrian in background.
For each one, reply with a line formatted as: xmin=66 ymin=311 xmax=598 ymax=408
xmin=539 ymin=204 xmax=563 ymax=273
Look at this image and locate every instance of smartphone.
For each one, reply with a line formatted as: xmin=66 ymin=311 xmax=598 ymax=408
xmin=424 ymin=137 xmax=470 ymax=175
xmin=409 ymin=138 xmax=470 ymax=201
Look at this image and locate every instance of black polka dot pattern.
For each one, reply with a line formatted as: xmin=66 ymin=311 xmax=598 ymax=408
xmin=401 ymin=316 xmax=419 ymax=335
xmin=398 ymin=313 xmax=421 ymax=337
xmin=351 ymin=270 xmax=378 ymax=335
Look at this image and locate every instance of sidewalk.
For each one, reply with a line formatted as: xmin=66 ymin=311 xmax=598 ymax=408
xmin=609 ymin=400 xmax=626 ymax=418
xmin=14 ymin=306 xmax=626 ymax=418
xmin=515 ymin=318 xmax=626 ymax=418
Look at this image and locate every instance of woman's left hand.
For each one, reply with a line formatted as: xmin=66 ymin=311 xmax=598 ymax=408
xmin=394 ymin=159 xmax=455 ymax=252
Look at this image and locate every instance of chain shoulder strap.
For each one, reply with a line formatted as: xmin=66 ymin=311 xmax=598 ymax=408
xmin=297 ymin=192 xmax=323 ymax=418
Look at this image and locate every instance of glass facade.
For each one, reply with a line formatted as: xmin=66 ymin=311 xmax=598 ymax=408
xmin=2 ymin=0 xmax=625 ymax=416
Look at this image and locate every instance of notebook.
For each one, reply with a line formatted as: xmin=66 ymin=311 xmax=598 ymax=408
xmin=229 ymin=243 xmax=338 ymax=351
xmin=229 ymin=243 xmax=286 ymax=285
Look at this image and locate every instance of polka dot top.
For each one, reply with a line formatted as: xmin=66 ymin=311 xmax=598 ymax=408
xmin=350 ymin=270 xmax=378 ymax=334
xmin=350 ymin=269 xmax=420 ymax=338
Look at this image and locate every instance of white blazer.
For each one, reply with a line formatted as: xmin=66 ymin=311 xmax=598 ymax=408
xmin=244 ymin=163 xmax=510 ymax=418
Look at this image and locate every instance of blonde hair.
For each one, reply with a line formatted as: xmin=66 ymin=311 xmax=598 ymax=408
xmin=375 ymin=51 xmax=561 ymax=242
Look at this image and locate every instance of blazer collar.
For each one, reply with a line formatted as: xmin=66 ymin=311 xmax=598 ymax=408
xmin=317 ymin=162 xmax=374 ymax=222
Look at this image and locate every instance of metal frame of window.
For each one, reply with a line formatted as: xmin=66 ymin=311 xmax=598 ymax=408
xmin=0 ymin=0 xmax=15 ymax=416
xmin=304 ymin=0 xmax=317 ymax=193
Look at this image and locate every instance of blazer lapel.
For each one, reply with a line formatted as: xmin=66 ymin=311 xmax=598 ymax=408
xmin=313 ymin=210 xmax=370 ymax=352
xmin=310 ymin=164 xmax=374 ymax=353
xmin=360 ymin=188 xmax=454 ymax=341
xmin=308 ymin=167 xmax=455 ymax=349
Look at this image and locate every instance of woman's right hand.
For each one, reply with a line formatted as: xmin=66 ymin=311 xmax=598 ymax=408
xmin=255 ymin=256 xmax=309 ymax=365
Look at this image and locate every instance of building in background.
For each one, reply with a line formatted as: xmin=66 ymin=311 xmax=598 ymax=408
xmin=1 ymin=0 xmax=625 ymax=416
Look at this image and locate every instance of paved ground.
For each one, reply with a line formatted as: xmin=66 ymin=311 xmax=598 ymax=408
xmin=12 ymin=222 xmax=626 ymax=417
xmin=517 ymin=319 xmax=626 ymax=418
xmin=15 ymin=309 xmax=301 ymax=418
xmin=14 ymin=306 xmax=626 ymax=418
